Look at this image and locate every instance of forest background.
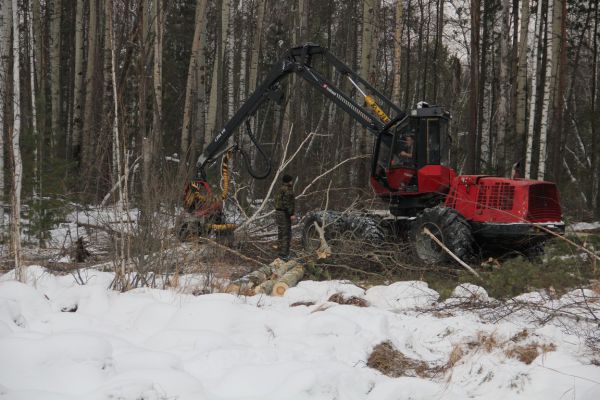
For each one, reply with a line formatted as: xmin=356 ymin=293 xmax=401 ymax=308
xmin=0 ymin=0 xmax=598 ymax=270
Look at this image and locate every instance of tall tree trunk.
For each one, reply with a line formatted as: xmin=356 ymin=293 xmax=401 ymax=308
xmin=180 ymin=0 xmax=208 ymax=162
xmin=593 ymin=1 xmax=600 ymax=216
xmin=138 ymin=0 xmax=149 ymax=157
xmin=514 ymin=0 xmax=530 ymax=172
xmin=403 ymin=0 xmax=412 ymax=109
xmin=0 ymin=0 xmax=12 ymax=241
xmin=467 ymin=0 xmax=481 ymax=174
xmin=206 ymin=0 xmax=228 ymax=144
xmin=72 ymin=0 xmax=84 ymax=160
xmin=104 ymin=0 xmax=116 ymax=186
xmin=10 ymin=0 xmax=23 ymax=281
xmin=50 ymin=0 xmax=61 ymax=155
xmin=537 ymin=0 xmax=555 ymax=180
xmin=28 ymin=0 xmax=42 ymax=245
xmin=248 ymin=0 xmax=265 ymax=95
xmin=478 ymin=0 xmax=492 ymax=172
xmin=549 ymin=0 xmax=565 ymax=182
xmin=238 ymin=0 xmax=247 ymax=105
xmin=432 ymin=0 xmax=443 ymax=103
xmin=194 ymin=32 xmax=208 ymax=158
xmin=152 ymin=0 xmax=163 ymax=152
xmin=391 ymin=0 xmax=403 ymax=104
xmin=495 ymin=0 xmax=511 ymax=176
xmin=525 ymin=0 xmax=543 ymax=178
xmin=32 ymin=0 xmax=42 ymax=93
xmin=226 ymin=0 xmax=234 ymax=121
xmin=82 ymin=0 xmax=98 ymax=180
xmin=357 ymin=0 xmax=378 ymax=186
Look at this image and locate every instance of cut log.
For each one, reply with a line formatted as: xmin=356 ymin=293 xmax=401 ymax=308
xmin=271 ymin=265 xmax=304 ymax=297
xmin=272 ymin=259 xmax=298 ymax=277
xmin=227 ymin=259 xmax=304 ymax=296
xmin=244 ymin=264 xmax=274 ymax=285
xmin=225 ymin=279 xmax=255 ymax=294
xmin=254 ymin=279 xmax=276 ymax=295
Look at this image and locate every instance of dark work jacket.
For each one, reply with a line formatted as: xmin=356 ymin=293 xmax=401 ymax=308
xmin=274 ymin=184 xmax=295 ymax=215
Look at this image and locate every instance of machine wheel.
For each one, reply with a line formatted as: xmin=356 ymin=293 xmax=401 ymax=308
xmin=302 ymin=212 xmax=345 ymax=252
xmin=411 ymin=206 xmax=474 ymax=264
xmin=302 ymin=211 xmax=384 ymax=252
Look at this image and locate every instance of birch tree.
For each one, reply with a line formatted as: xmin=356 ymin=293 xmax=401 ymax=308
xmin=538 ymin=0 xmax=555 ymax=180
xmin=206 ymin=0 xmax=229 ymax=142
xmin=356 ymin=0 xmax=378 ymax=185
xmin=248 ymin=0 xmax=265 ymax=95
xmin=10 ymin=0 xmax=23 ymax=281
xmin=180 ymin=0 xmax=208 ymax=161
xmin=0 ymin=0 xmax=12 ymax=240
xmin=226 ymin=0 xmax=234 ymax=120
xmin=495 ymin=0 xmax=511 ymax=176
xmin=525 ymin=0 xmax=543 ymax=178
xmin=391 ymin=0 xmax=403 ymax=104
xmin=514 ymin=0 xmax=530 ymax=170
xmin=152 ymin=0 xmax=163 ymax=146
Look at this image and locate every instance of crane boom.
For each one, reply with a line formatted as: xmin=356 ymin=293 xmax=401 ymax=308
xmin=196 ymin=43 xmax=405 ymax=175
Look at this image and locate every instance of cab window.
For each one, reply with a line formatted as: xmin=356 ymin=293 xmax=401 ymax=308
xmin=390 ymin=124 xmax=416 ymax=168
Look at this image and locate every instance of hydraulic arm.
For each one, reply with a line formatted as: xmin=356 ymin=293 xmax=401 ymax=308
xmin=195 ymin=43 xmax=405 ymax=176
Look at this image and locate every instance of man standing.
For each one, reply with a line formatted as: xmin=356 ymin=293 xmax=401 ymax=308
xmin=274 ymin=174 xmax=296 ymax=260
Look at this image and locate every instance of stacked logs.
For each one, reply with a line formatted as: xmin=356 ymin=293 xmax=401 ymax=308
xmin=226 ymin=258 xmax=305 ymax=296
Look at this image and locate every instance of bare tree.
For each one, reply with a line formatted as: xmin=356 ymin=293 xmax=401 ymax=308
xmin=514 ymin=0 xmax=530 ymax=171
xmin=538 ymin=0 xmax=556 ymax=180
xmin=180 ymin=0 xmax=208 ymax=162
xmin=0 ymin=0 xmax=12 ymax=240
xmin=525 ymin=0 xmax=544 ymax=179
xmin=10 ymin=0 xmax=23 ymax=281
xmin=82 ymin=0 xmax=99 ymax=178
xmin=72 ymin=0 xmax=85 ymax=158
xmin=391 ymin=0 xmax=403 ymax=104
xmin=50 ymin=0 xmax=62 ymax=155
xmin=467 ymin=0 xmax=481 ymax=174
xmin=495 ymin=0 xmax=511 ymax=176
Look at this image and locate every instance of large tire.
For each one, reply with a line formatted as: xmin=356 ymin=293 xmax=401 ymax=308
xmin=411 ymin=206 xmax=474 ymax=264
xmin=302 ymin=211 xmax=384 ymax=252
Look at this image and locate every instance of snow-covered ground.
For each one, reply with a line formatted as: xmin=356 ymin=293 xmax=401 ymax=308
xmin=0 ymin=267 xmax=599 ymax=400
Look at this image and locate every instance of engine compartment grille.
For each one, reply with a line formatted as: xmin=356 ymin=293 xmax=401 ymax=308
xmin=528 ymin=184 xmax=561 ymax=222
xmin=476 ymin=182 xmax=515 ymax=211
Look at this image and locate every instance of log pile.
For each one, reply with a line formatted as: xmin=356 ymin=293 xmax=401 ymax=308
xmin=226 ymin=258 xmax=305 ymax=296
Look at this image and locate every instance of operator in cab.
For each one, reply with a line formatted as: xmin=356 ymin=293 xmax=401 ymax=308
xmin=391 ymin=132 xmax=415 ymax=166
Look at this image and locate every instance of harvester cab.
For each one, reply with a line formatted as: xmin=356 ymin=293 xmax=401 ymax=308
xmin=370 ymin=104 xmax=455 ymax=215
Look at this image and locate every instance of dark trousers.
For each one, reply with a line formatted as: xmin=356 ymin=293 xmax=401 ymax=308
xmin=276 ymin=210 xmax=291 ymax=257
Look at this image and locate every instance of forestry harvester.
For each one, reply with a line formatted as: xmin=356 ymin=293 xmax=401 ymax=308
xmin=178 ymin=43 xmax=564 ymax=263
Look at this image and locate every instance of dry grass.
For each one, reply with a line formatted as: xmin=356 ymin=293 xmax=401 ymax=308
xmin=328 ymin=293 xmax=369 ymax=307
xmin=467 ymin=332 xmax=499 ymax=353
xmin=505 ymin=342 xmax=556 ymax=364
xmin=445 ymin=344 xmax=464 ymax=370
xmin=510 ymin=329 xmax=529 ymax=343
xmin=367 ymin=341 xmax=431 ymax=378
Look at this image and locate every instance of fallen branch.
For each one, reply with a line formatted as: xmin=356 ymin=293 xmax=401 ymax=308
xmin=197 ymin=237 xmax=268 ymax=268
xmin=423 ymin=227 xmax=482 ymax=279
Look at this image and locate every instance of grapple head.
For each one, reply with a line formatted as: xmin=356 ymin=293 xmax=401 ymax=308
xmin=183 ymin=179 xmax=223 ymax=217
